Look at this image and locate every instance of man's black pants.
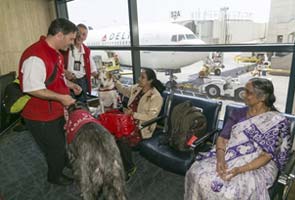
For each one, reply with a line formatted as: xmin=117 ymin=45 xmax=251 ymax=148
xmin=25 ymin=117 xmax=66 ymax=181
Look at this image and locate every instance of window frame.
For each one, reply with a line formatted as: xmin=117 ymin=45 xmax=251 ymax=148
xmin=61 ymin=0 xmax=295 ymax=113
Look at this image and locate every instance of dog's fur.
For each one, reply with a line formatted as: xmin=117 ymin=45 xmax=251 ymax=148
xmin=66 ymin=103 xmax=126 ymax=200
xmin=98 ymin=68 xmax=119 ymax=113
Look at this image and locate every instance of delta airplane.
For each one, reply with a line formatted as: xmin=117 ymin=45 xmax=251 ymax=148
xmin=85 ymin=23 xmax=208 ymax=71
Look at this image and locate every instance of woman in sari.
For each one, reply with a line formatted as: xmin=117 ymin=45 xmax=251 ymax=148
xmin=185 ymin=78 xmax=292 ymax=200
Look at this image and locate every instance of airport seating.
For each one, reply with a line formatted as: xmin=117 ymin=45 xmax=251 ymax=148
xmin=140 ymin=98 xmax=295 ymax=199
xmin=0 ymin=72 xmax=20 ymax=135
xmin=139 ymin=92 xmax=222 ymax=175
xmin=221 ymin=104 xmax=295 ymax=200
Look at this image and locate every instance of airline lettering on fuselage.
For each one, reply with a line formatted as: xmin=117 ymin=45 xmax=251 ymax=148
xmin=102 ymin=34 xmax=107 ymax=41
xmin=103 ymin=32 xmax=130 ymax=41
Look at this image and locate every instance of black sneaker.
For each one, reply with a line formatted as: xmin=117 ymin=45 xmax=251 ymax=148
xmin=48 ymin=174 xmax=73 ymax=186
xmin=13 ymin=124 xmax=28 ymax=132
xmin=125 ymin=166 xmax=137 ymax=182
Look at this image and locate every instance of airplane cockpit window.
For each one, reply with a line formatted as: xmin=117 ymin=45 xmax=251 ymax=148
xmin=171 ymin=35 xmax=177 ymax=42
xmin=178 ymin=34 xmax=185 ymax=41
xmin=186 ymin=34 xmax=197 ymax=40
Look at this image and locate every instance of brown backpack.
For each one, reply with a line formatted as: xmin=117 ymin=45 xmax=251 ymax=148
xmin=169 ymin=101 xmax=207 ymax=151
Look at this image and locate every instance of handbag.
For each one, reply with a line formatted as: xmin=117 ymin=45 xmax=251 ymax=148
xmin=97 ymin=110 xmax=142 ymax=147
xmin=97 ymin=110 xmax=136 ymax=139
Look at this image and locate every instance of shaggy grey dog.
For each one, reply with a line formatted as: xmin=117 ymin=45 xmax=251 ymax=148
xmin=66 ymin=103 xmax=126 ymax=200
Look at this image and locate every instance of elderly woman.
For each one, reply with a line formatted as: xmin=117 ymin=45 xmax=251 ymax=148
xmin=114 ymin=68 xmax=165 ymax=180
xmin=185 ymin=78 xmax=291 ymax=200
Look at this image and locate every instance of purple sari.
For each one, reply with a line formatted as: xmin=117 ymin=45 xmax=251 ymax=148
xmin=185 ymin=111 xmax=291 ymax=200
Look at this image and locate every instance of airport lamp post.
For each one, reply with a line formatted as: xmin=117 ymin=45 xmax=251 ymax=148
xmin=220 ymin=7 xmax=229 ymax=44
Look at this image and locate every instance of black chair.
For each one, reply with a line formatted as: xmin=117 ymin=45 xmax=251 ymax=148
xmin=139 ymin=92 xmax=222 ymax=175
xmin=222 ymin=104 xmax=295 ymax=200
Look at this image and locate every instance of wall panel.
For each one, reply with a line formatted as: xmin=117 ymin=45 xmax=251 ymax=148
xmin=0 ymin=0 xmax=56 ymax=75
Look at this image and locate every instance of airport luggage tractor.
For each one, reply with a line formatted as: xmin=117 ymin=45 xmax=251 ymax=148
xmin=199 ymin=56 xmax=225 ymax=77
xmin=234 ymin=53 xmax=264 ymax=64
xmin=176 ymin=79 xmax=207 ymax=98
xmin=173 ymin=75 xmax=245 ymax=102
xmin=199 ymin=76 xmax=245 ymax=102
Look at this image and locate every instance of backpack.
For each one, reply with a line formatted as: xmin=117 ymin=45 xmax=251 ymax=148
xmin=169 ymin=101 xmax=207 ymax=151
xmin=2 ymin=66 xmax=58 ymax=114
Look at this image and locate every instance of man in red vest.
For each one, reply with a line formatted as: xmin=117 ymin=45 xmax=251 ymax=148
xmin=64 ymin=23 xmax=98 ymax=102
xmin=18 ymin=18 xmax=81 ymax=186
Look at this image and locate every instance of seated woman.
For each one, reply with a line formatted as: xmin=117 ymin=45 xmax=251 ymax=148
xmin=114 ymin=68 xmax=165 ymax=180
xmin=185 ymin=78 xmax=291 ymax=200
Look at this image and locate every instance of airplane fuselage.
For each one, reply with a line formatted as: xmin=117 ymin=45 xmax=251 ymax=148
xmin=85 ymin=23 xmax=208 ymax=70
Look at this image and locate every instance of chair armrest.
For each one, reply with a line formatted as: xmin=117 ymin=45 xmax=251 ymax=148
xmin=139 ymin=115 xmax=167 ymax=129
xmin=87 ymin=97 xmax=99 ymax=102
xmin=290 ymin=154 xmax=295 ymax=180
xmin=278 ymin=151 xmax=295 ymax=185
xmin=190 ymin=129 xmax=220 ymax=150
xmin=283 ymin=151 xmax=295 ymax=177
xmin=86 ymin=97 xmax=100 ymax=107
xmin=274 ymin=151 xmax=295 ymax=200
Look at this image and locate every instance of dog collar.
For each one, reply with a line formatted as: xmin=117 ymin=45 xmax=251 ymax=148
xmin=65 ymin=110 xmax=98 ymax=144
xmin=99 ymin=87 xmax=116 ymax=92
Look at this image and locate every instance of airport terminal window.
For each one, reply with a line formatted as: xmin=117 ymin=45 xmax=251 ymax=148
xmin=66 ymin=0 xmax=295 ymax=113
xmin=67 ymin=0 xmax=130 ymax=47
xmin=288 ymin=33 xmax=295 ymax=43
xmin=277 ymin=35 xmax=283 ymax=43
xmin=133 ymin=51 xmax=292 ymax=118
xmin=90 ymin=49 xmax=133 ymax=95
xmin=137 ymin=0 xmax=295 ymax=45
xmin=87 ymin=47 xmax=292 ymax=116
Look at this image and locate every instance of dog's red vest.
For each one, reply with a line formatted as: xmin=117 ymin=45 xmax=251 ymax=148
xmin=18 ymin=36 xmax=70 ymax=121
xmin=65 ymin=110 xmax=98 ymax=144
xmin=63 ymin=44 xmax=92 ymax=94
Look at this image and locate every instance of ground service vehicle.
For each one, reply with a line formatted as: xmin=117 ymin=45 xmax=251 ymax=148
xmin=200 ymin=77 xmax=245 ymax=101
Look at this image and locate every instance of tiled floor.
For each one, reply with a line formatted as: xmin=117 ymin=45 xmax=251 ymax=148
xmin=0 ymin=129 xmax=184 ymax=200
xmin=0 ymin=127 xmax=294 ymax=200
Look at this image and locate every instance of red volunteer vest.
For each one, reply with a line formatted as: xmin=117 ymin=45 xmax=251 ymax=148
xmin=19 ymin=36 xmax=70 ymax=121
xmin=63 ymin=44 xmax=92 ymax=94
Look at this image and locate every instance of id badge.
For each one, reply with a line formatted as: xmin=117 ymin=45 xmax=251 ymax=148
xmin=74 ymin=60 xmax=81 ymax=71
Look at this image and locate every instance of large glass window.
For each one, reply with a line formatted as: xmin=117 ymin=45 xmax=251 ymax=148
xmin=66 ymin=0 xmax=295 ymax=113
xmin=90 ymin=49 xmax=132 ymax=94
xmin=139 ymin=51 xmax=292 ymax=117
xmin=137 ymin=0 xmax=295 ymax=45
xmin=67 ymin=0 xmax=130 ymax=46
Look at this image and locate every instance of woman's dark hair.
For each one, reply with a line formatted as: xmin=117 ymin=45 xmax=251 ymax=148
xmin=249 ymin=78 xmax=277 ymax=111
xmin=142 ymin=68 xmax=165 ymax=94
xmin=47 ymin=18 xmax=78 ymax=36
